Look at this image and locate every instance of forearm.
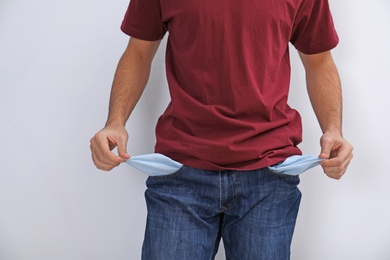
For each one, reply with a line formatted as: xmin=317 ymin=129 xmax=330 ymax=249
xmin=298 ymin=51 xmax=353 ymax=179
xmin=300 ymin=51 xmax=343 ymax=135
xmin=105 ymin=38 xmax=160 ymax=127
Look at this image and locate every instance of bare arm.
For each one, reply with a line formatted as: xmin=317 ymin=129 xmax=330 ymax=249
xmin=106 ymin=38 xmax=161 ymax=127
xmin=90 ymin=37 xmax=161 ymax=171
xmin=299 ymin=51 xmax=353 ymax=179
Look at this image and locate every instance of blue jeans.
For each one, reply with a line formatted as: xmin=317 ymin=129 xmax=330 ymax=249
xmin=142 ymin=165 xmax=301 ymax=260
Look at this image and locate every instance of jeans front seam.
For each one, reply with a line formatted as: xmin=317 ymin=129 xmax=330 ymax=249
xmin=219 ymin=171 xmax=224 ymax=212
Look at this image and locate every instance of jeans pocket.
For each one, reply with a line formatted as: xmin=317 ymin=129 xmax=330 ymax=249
xmin=264 ymin=167 xmax=300 ymax=182
xmin=148 ymin=165 xmax=187 ymax=180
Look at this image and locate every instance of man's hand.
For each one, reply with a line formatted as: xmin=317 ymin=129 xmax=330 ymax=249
xmin=319 ymin=132 xmax=354 ymax=180
xmin=90 ymin=125 xmax=131 ymax=171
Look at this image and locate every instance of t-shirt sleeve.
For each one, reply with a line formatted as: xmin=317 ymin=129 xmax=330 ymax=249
xmin=121 ymin=0 xmax=167 ymax=41
xmin=290 ymin=0 xmax=339 ymax=54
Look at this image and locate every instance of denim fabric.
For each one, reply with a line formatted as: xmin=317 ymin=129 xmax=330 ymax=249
xmin=142 ymin=165 xmax=301 ymax=260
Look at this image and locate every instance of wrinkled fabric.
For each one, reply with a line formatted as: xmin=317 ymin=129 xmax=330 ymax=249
xmin=268 ymin=155 xmax=324 ymax=175
xmin=127 ymin=153 xmax=323 ymax=176
xmin=126 ymin=153 xmax=183 ymax=176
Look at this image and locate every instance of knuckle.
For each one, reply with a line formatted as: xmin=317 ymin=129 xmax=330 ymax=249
xmin=321 ymin=134 xmax=333 ymax=143
xmin=328 ymin=173 xmax=342 ymax=180
xmin=333 ymin=170 xmax=344 ymax=180
xmin=97 ymin=164 xmax=113 ymax=172
xmin=324 ymin=167 xmax=345 ymax=180
xmin=91 ymin=133 xmax=99 ymax=141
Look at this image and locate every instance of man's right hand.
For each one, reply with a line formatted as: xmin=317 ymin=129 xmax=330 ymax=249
xmin=89 ymin=38 xmax=161 ymax=171
xmin=90 ymin=125 xmax=131 ymax=171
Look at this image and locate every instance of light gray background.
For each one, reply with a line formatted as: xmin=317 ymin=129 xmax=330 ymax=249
xmin=1 ymin=0 xmax=389 ymax=259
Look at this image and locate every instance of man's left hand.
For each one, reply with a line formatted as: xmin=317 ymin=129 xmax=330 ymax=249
xmin=319 ymin=132 xmax=354 ymax=180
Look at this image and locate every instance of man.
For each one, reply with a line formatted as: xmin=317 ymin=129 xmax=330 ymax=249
xmin=90 ymin=0 xmax=353 ymax=258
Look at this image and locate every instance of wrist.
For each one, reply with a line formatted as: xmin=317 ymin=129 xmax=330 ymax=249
xmin=322 ymin=128 xmax=343 ymax=138
xmin=321 ymin=122 xmax=343 ymax=136
xmin=105 ymin=118 xmax=126 ymax=128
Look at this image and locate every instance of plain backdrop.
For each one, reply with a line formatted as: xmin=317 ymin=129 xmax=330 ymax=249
xmin=1 ymin=0 xmax=389 ymax=259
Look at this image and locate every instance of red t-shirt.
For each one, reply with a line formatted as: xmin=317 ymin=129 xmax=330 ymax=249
xmin=121 ymin=0 xmax=339 ymax=170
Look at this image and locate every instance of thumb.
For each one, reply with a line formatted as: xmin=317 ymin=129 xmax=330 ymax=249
xmin=117 ymin=137 xmax=130 ymax=160
xmin=319 ymin=139 xmax=332 ymax=160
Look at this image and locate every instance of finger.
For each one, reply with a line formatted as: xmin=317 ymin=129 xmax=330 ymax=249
xmin=321 ymin=142 xmax=353 ymax=167
xmin=319 ymin=133 xmax=344 ymax=159
xmin=93 ymin=147 xmax=122 ymax=169
xmin=322 ymin=164 xmax=347 ymax=180
xmin=91 ymin=151 xmax=119 ymax=171
xmin=319 ymin=141 xmax=334 ymax=159
xmin=321 ymin=153 xmax=352 ymax=172
xmin=109 ymin=135 xmax=130 ymax=161
xmin=320 ymin=156 xmax=342 ymax=167
xmin=321 ymin=152 xmax=353 ymax=179
xmin=90 ymin=135 xmax=123 ymax=168
xmin=324 ymin=169 xmax=345 ymax=180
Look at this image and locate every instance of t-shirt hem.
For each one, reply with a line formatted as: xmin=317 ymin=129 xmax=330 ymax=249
xmin=158 ymin=148 xmax=303 ymax=171
xmin=120 ymin=25 xmax=165 ymax=42
xmin=295 ymin=36 xmax=339 ymax=55
xmin=178 ymin=156 xmax=298 ymax=171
